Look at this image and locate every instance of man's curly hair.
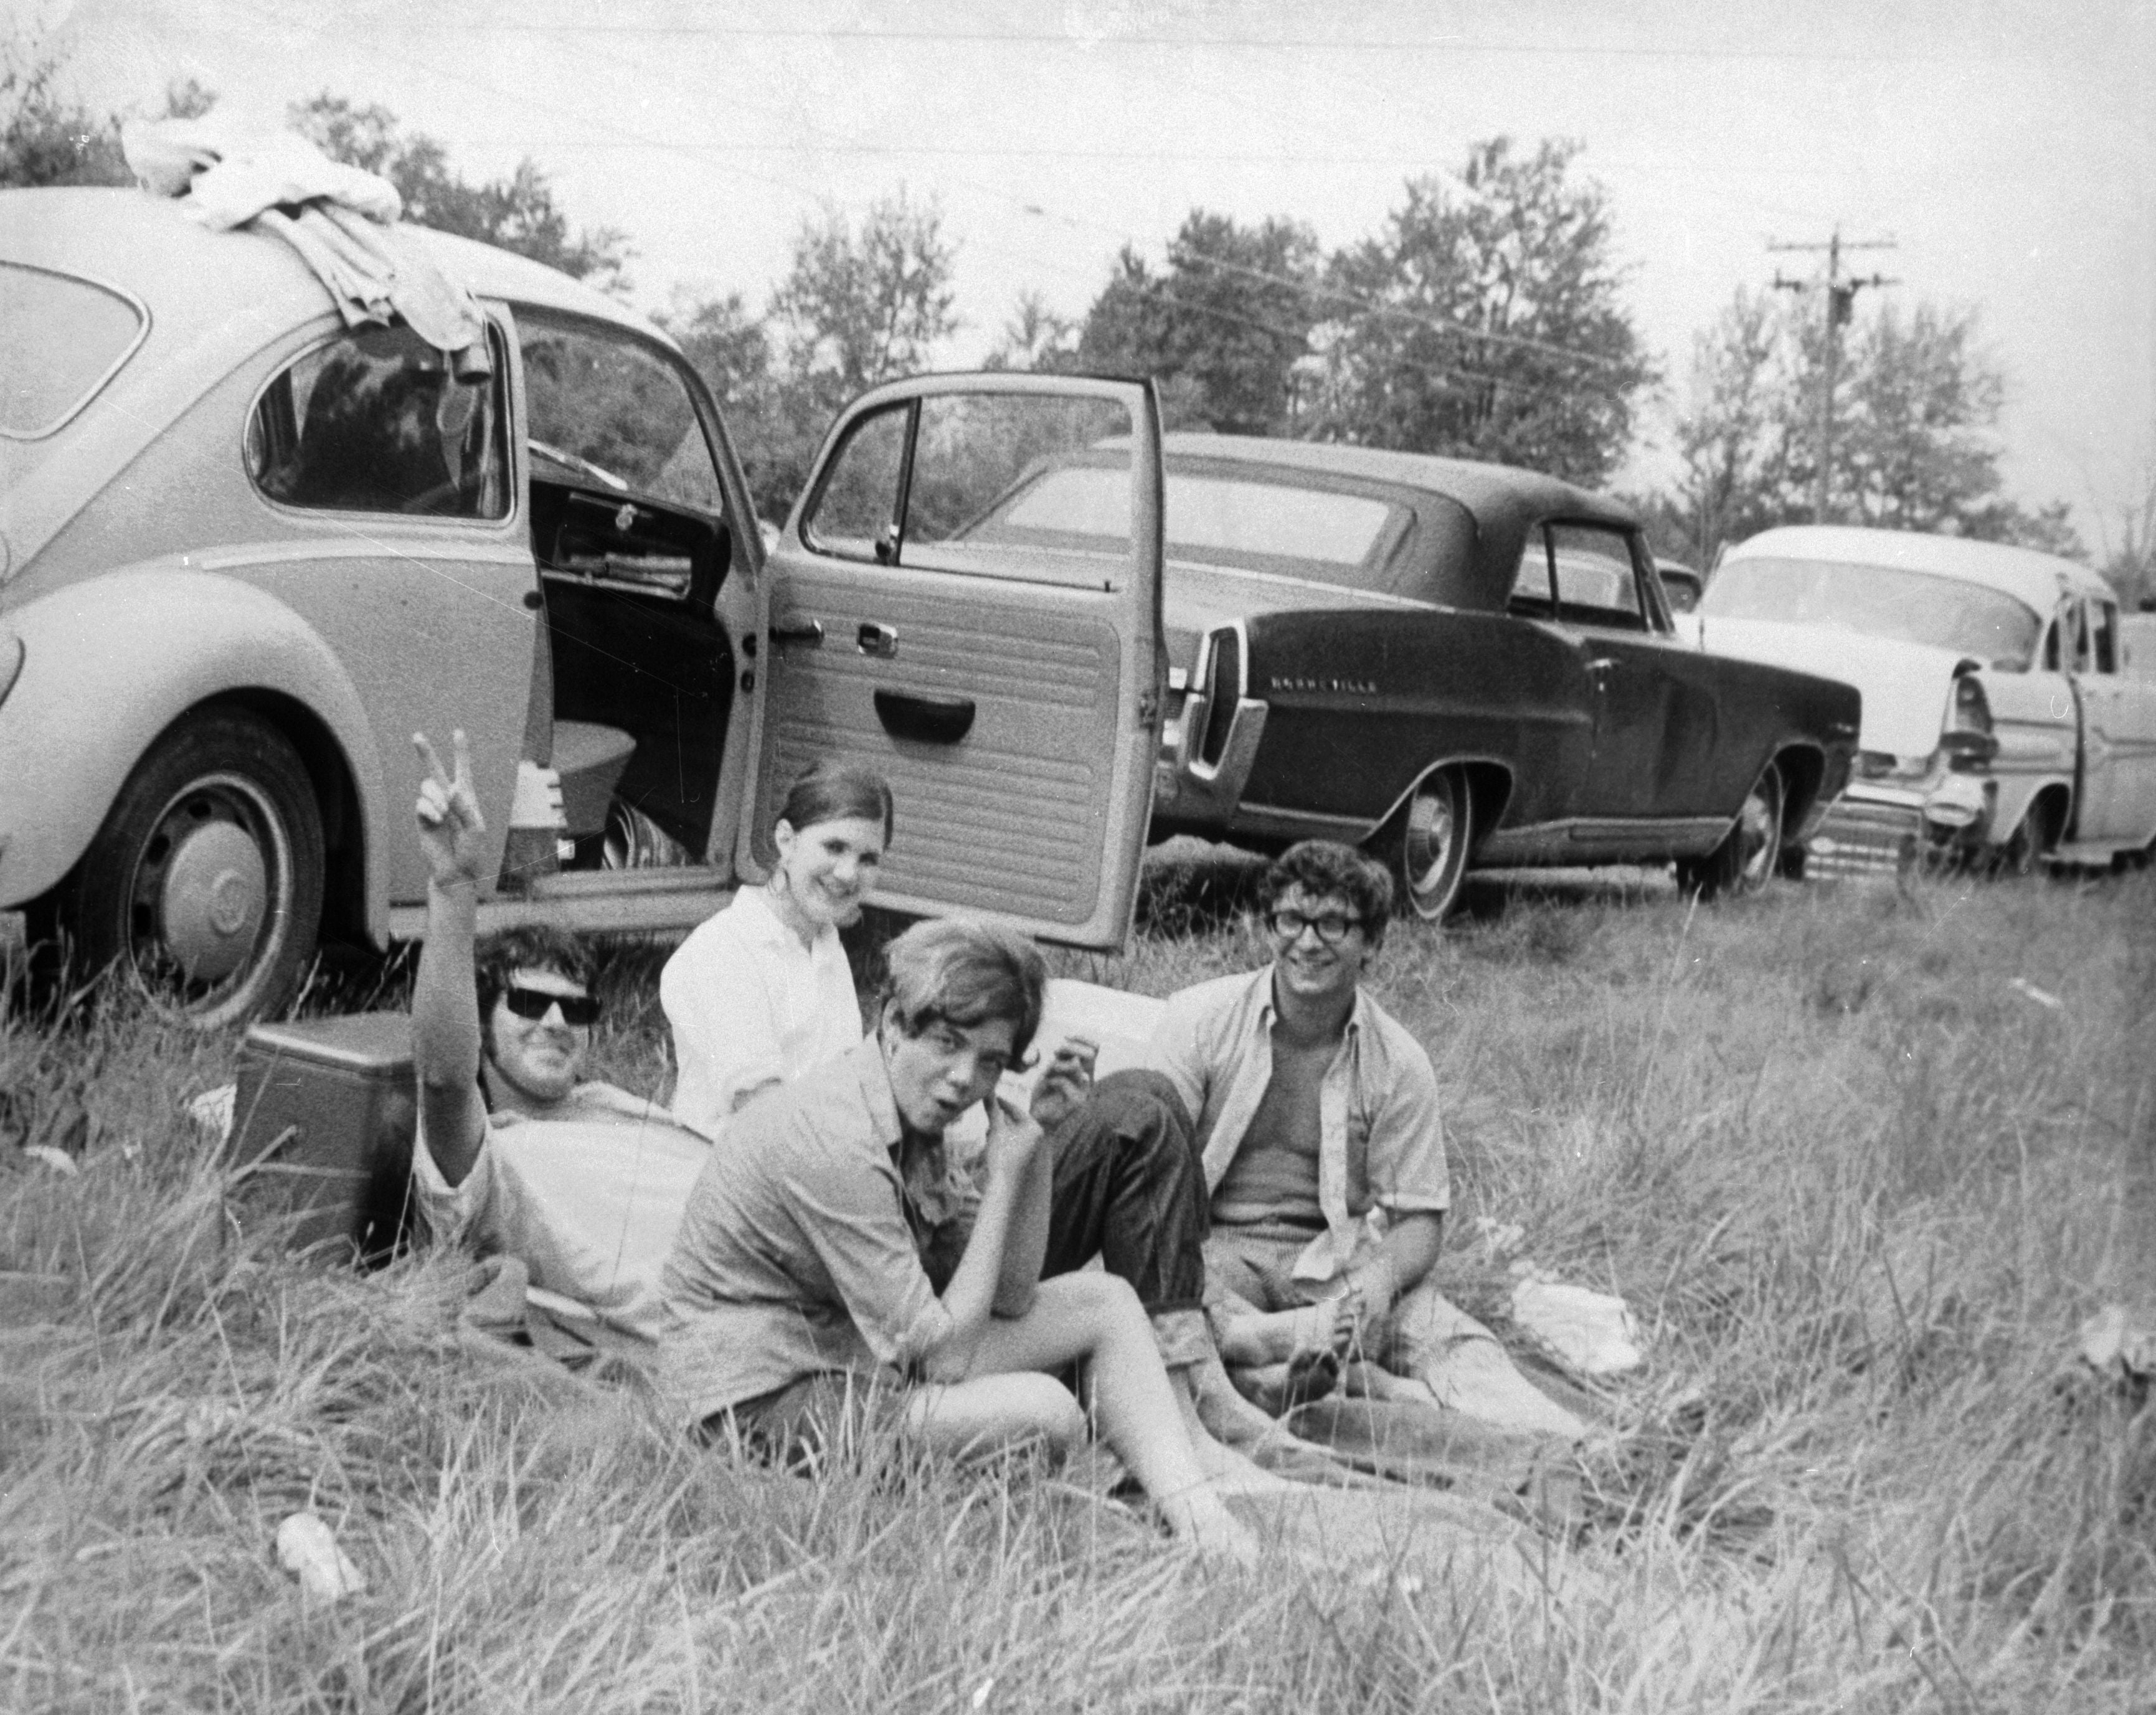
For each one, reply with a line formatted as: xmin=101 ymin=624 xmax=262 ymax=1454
xmin=1260 ymin=841 xmax=1394 ymax=942
xmin=473 ymin=924 xmax=597 ymax=1043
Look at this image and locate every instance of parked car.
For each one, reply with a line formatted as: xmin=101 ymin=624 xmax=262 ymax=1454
xmin=940 ymin=434 xmax=1861 ymax=919
xmin=1656 ymin=562 xmax=1705 ymax=614
xmin=1 ymin=188 xmax=1175 ymax=1023
xmin=1690 ymin=526 xmax=2156 ymax=874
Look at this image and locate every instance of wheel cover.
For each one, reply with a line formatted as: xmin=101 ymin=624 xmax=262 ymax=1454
xmin=128 ymin=772 xmax=290 ymax=1003
xmin=1403 ymin=780 xmax=1459 ymax=902
xmin=1734 ymin=777 xmax=1780 ymax=889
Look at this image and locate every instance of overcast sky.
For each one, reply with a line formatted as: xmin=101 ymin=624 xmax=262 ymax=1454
xmin=31 ymin=0 xmax=2156 ymax=552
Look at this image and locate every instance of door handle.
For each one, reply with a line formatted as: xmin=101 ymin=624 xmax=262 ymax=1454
xmin=769 ymin=618 xmax=824 ymax=647
xmin=874 ymin=689 xmax=975 ymax=745
xmin=1585 ymin=656 xmax=1616 ymax=676
xmin=858 ymin=622 xmax=898 ymax=659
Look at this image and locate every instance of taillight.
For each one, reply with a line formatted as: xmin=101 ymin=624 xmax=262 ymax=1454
xmin=1941 ymin=674 xmax=1998 ymax=770
xmin=1198 ymin=625 xmax=1242 ymax=767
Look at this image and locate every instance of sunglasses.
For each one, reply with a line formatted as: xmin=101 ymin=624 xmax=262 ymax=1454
xmin=1267 ymin=907 xmax=1365 ymax=945
xmin=501 ymin=984 xmax=600 ymax=1026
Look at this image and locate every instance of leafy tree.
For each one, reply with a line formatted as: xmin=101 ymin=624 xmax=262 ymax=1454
xmin=983 ymin=289 xmax=1079 ymax=372
xmin=660 ymin=286 xmax=787 ymax=521
xmin=2096 ymin=456 xmax=2156 ymax=610
xmin=1076 ymin=210 xmax=1321 ymax=435
xmin=1664 ymin=287 xmax=2086 ymax=561
xmin=2 ymin=35 xmax=212 ymax=188
xmin=769 ymin=187 xmax=958 ymax=415
xmin=1312 ymin=138 xmax=1655 ymax=486
xmin=290 ymin=94 xmax=630 ymax=292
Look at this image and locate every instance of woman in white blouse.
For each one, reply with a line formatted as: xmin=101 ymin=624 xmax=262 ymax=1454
xmin=661 ymin=763 xmax=892 ymax=1135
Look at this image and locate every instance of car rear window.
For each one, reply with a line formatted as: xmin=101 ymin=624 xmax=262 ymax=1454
xmin=967 ymin=462 xmax=1423 ymax=593
xmin=1703 ymin=555 xmax=2043 ymax=667
xmin=0 ymin=263 xmax=147 ymax=438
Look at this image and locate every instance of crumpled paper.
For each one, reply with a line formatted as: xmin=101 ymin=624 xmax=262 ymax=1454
xmin=1509 ymin=1277 xmax=1643 ymax=1378
xmin=2078 ymin=1304 xmax=2156 ymax=1381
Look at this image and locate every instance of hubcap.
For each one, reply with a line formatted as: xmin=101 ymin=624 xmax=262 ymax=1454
xmin=128 ymin=773 xmax=288 ymax=1002
xmin=1736 ymin=787 xmax=1777 ymax=886
xmin=158 ymin=821 xmax=267 ymax=981
xmin=1405 ymin=785 xmax=1456 ymax=899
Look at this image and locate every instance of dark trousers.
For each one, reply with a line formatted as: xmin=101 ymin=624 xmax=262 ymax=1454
xmin=1039 ymin=1069 xmax=1209 ymax=1321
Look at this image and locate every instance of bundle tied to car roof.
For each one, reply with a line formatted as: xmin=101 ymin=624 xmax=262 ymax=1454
xmin=120 ymin=111 xmax=491 ymax=382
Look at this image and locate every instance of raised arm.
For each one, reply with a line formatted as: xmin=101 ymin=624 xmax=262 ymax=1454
xmin=409 ymin=729 xmax=490 ymax=1188
xmin=919 ymin=1097 xmax=1046 ymax=1379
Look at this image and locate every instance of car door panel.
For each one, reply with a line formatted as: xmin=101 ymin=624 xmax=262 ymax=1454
xmin=747 ymin=375 xmax=1163 ymax=948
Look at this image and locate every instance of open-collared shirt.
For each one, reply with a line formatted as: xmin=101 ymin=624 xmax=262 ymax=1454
xmin=658 ymin=1037 xmax=977 ymax=1425
xmin=1145 ymin=966 xmax=1449 ymax=1283
xmin=661 ymin=886 xmax=864 ymax=1136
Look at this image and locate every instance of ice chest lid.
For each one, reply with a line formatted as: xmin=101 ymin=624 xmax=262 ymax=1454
xmin=241 ymin=1012 xmax=414 ymax=1071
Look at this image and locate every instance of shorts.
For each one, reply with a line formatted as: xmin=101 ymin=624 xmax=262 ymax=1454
xmin=697 ymin=1370 xmax=905 ymax=1472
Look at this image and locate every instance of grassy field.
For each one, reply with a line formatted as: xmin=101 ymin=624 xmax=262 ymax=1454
xmin=3 ymin=859 xmax=2152 ymax=1713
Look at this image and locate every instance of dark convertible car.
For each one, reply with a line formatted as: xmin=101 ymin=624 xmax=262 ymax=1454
xmin=963 ymin=434 xmax=1861 ymax=919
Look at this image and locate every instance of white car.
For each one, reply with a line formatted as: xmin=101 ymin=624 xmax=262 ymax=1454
xmin=1690 ymin=526 xmax=2156 ymax=876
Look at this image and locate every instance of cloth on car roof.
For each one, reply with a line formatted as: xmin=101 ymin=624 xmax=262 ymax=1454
xmin=120 ymin=113 xmax=491 ymax=379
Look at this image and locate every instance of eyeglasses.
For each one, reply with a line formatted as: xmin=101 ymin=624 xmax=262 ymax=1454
xmin=502 ymin=985 xmax=600 ymax=1026
xmin=1267 ymin=907 xmax=1364 ymax=945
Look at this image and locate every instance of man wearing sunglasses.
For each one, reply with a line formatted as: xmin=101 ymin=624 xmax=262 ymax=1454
xmin=1148 ymin=840 xmax=1584 ymax=1441
xmin=406 ymin=729 xmax=712 ymax=1347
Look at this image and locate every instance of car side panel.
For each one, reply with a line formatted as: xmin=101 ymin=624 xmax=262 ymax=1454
xmin=1564 ymin=628 xmax=1725 ymax=819
xmin=1232 ymin=608 xmax=1592 ymax=834
xmin=1973 ymin=667 xmax=2078 ymax=841
xmin=2071 ymin=672 xmax=2156 ymax=846
xmin=0 ymin=567 xmax=386 ymax=923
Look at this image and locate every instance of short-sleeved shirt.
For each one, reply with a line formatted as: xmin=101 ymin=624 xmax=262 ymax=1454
xmin=659 ymin=1037 xmax=979 ymax=1425
xmin=410 ymin=1082 xmax=711 ymax=1344
xmin=661 ymin=887 xmax=864 ymax=1136
xmin=1145 ymin=966 xmax=1448 ymax=1283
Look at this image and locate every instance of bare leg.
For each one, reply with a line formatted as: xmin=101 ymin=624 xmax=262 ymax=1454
xmin=902 ymin=1371 xmax=1088 ymax=1462
xmin=960 ymin=1273 xmax=1258 ymax=1563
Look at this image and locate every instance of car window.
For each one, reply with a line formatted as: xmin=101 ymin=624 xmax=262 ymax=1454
xmin=1702 ymin=556 xmax=2044 ymax=668
xmin=518 ymin=313 xmax=724 ymax=514
xmin=1 ymin=262 xmax=147 ymax=438
xmin=2092 ymin=600 xmax=2120 ymax=674
xmin=801 ymin=402 xmax=909 ymax=562
xmin=248 ymin=323 xmax=509 ymax=518
xmin=1550 ymin=524 xmax=1646 ymax=631
xmin=959 ymin=461 xmax=1433 ymax=597
xmin=805 ymin=392 xmax=1139 ymax=587
xmin=1508 ymin=530 xmax=1554 ymax=618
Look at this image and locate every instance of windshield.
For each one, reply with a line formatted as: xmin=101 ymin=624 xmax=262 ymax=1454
xmin=1701 ymin=554 xmax=2043 ymax=667
xmin=1 ymin=263 xmax=146 ymax=438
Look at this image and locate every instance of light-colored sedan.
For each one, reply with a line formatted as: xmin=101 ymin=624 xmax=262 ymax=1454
xmin=1690 ymin=525 xmax=2156 ymax=874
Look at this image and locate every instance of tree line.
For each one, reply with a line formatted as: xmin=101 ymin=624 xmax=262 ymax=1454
xmin=4 ymin=39 xmax=2149 ymax=606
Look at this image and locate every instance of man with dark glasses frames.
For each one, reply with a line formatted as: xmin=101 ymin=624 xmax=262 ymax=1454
xmin=1147 ymin=841 xmax=1586 ymax=1443
xmin=406 ymin=729 xmax=712 ymax=1347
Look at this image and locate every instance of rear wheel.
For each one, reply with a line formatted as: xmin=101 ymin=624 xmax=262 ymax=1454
xmin=42 ymin=710 xmax=324 ymax=1027
xmin=1993 ymin=799 xmax=2055 ymax=879
xmin=1678 ymin=762 xmax=1785 ymax=900
xmin=1387 ymin=767 xmax=1473 ymax=923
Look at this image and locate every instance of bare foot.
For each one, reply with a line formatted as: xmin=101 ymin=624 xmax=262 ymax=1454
xmin=1158 ymin=1488 xmax=1260 ymax=1567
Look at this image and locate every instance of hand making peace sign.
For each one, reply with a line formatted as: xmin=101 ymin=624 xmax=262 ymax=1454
xmin=413 ymin=729 xmax=487 ymax=888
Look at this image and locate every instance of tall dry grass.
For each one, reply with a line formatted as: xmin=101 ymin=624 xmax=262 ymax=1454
xmin=3 ymin=862 xmax=2152 ymax=1712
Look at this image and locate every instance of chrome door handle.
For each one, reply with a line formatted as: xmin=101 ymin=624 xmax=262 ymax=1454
xmin=769 ymin=618 xmax=824 ymax=647
xmin=1586 ymin=656 xmax=1616 ymax=676
xmin=857 ymin=622 xmax=897 ymax=659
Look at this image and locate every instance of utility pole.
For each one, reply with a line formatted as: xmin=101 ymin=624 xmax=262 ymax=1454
xmin=1769 ymin=229 xmax=1896 ymax=522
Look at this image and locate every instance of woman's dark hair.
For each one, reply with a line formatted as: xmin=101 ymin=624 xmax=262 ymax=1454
xmin=878 ymin=919 xmax=1045 ymax=1062
xmin=1260 ymin=840 xmax=1394 ymax=942
xmin=778 ymin=761 xmax=894 ymax=844
xmin=473 ymin=924 xmax=597 ymax=1043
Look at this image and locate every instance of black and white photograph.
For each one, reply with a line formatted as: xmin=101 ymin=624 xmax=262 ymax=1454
xmin=2 ymin=1 xmax=2152 ymax=1708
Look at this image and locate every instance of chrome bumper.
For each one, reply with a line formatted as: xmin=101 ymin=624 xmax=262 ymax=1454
xmin=1151 ymin=690 xmax=1269 ymax=830
xmin=1805 ymin=775 xmax=1996 ymax=878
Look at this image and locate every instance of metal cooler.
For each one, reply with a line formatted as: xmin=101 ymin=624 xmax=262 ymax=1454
xmin=229 ymin=1012 xmax=418 ymax=1263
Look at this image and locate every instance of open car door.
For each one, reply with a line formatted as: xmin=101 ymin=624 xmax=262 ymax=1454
xmin=740 ymin=374 xmax=1165 ymax=946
